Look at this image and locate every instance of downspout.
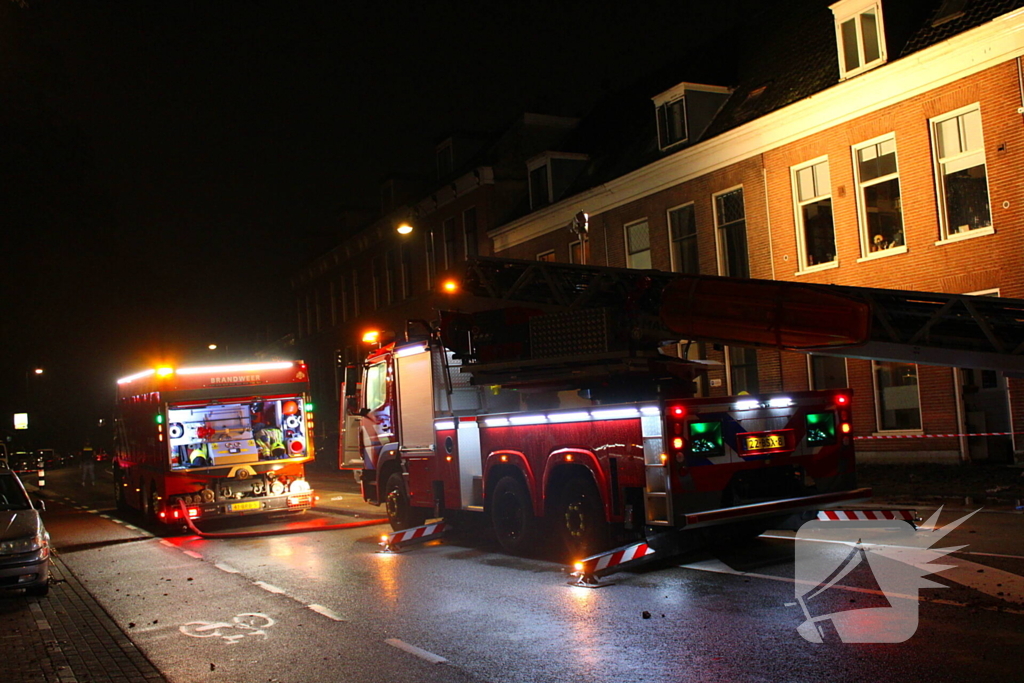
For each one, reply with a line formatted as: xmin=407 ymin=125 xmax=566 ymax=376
xmin=763 ymin=164 xmax=776 ymax=281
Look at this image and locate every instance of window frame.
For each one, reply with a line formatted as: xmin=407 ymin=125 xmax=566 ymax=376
xmin=930 ymin=103 xmax=994 ymax=244
xmin=656 ymin=96 xmax=688 ymax=150
xmin=791 ymin=156 xmax=838 ymax=273
xmin=871 ymin=360 xmax=923 ymax=433
xmin=463 ymin=206 xmax=479 ymax=258
xmin=808 ymin=354 xmax=849 ymax=391
xmin=852 ymin=133 xmax=906 ymax=261
xmin=667 ymin=202 xmax=699 ymax=275
xmin=712 ymin=185 xmax=749 ymax=278
xmin=726 ymin=346 xmax=759 ymax=396
xmin=831 ymin=0 xmax=887 ymax=80
xmin=536 ymin=249 xmax=556 ymax=262
xmin=624 ymin=218 xmax=652 ymax=270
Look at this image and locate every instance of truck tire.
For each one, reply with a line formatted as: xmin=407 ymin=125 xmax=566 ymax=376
xmin=490 ymin=475 xmax=539 ymax=555
xmin=554 ymin=476 xmax=609 ymax=560
xmin=385 ymin=472 xmax=427 ymax=531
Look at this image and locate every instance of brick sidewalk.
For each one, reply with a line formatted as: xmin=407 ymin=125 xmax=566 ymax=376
xmin=1 ymin=556 xmax=166 ymax=683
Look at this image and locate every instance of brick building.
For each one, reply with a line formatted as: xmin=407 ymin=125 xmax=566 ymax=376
xmin=294 ymin=0 xmax=1024 ymax=464
xmin=486 ymin=0 xmax=1024 ymax=463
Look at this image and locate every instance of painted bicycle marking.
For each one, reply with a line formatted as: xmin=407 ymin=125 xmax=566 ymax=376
xmin=179 ymin=613 xmax=275 ymax=644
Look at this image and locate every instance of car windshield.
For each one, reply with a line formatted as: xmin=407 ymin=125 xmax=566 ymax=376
xmin=0 ymin=474 xmax=32 ymax=511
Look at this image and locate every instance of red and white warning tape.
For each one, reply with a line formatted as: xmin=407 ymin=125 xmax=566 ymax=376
xmin=855 ymin=431 xmax=1017 ymax=440
xmin=817 ymin=509 xmax=915 ymax=522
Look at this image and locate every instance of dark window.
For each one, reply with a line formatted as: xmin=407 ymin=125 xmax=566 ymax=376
xmin=463 ymin=207 xmax=478 ymax=258
xmin=729 ymin=346 xmax=759 ymax=395
xmin=530 ymin=164 xmax=550 ymax=209
xmin=715 ymin=188 xmax=749 ymax=278
xmin=443 ymin=217 xmax=457 ymax=269
xmin=810 ymin=355 xmax=848 ymax=390
xmin=874 ymin=361 xmax=921 ymax=431
xmin=657 ymin=98 xmax=687 ymax=148
xmin=669 ymin=204 xmax=699 ymax=274
xmin=857 ymin=138 xmax=903 ymax=252
xmin=794 ymin=160 xmax=836 ymax=268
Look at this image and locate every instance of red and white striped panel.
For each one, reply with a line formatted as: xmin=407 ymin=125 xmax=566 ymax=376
xmin=817 ymin=510 xmax=915 ymax=522
xmin=580 ymin=542 xmax=655 ymax=574
xmin=387 ymin=521 xmax=447 ymax=545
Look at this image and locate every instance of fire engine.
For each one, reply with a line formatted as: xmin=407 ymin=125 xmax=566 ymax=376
xmin=344 ymin=257 xmax=885 ymax=559
xmin=114 ymin=361 xmax=315 ymax=525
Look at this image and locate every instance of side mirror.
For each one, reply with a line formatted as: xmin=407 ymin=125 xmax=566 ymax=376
xmin=33 ymin=498 xmax=46 ymax=513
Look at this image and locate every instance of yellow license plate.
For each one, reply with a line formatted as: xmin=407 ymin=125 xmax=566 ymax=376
xmin=745 ymin=433 xmax=785 ymax=451
xmin=229 ymin=501 xmax=261 ymax=512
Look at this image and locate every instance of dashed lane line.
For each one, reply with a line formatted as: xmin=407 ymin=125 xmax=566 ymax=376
xmin=308 ymin=604 xmax=345 ymax=621
xmin=215 ymin=562 xmax=240 ymax=574
xmin=182 ymin=550 xmax=203 ymax=559
xmin=385 ymin=638 xmax=448 ymax=664
xmin=253 ymin=581 xmax=286 ymax=595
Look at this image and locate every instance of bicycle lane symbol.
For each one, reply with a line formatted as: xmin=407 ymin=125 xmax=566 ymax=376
xmin=179 ymin=613 xmax=276 ymax=645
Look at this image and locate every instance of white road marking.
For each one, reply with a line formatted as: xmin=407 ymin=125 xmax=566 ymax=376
xmin=759 ymin=533 xmax=1024 ymax=604
xmin=307 ymin=604 xmax=345 ymax=621
xmin=385 ymin=638 xmax=448 ymax=664
xmin=159 ymin=540 xmax=174 ymax=547
xmin=330 ymin=496 xmax=346 ymax=501
xmin=86 ymin=509 xmax=98 ymax=514
xmin=253 ymin=581 xmax=286 ymax=595
xmin=215 ymin=563 xmax=240 ymax=574
xmin=182 ymin=550 xmax=203 ymax=559
xmin=99 ymin=514 xmax=110 ymax=519
xmin=122 ymin=524 xmax=141 ymax=531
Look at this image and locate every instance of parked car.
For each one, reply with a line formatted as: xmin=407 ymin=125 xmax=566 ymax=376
xmin=36 ymin=449 xmax=64 ymax=469
xmin=8 ymin=451 xmax=44 ymax=473
xmin=0 ymin=467 xmax=50 ymax=596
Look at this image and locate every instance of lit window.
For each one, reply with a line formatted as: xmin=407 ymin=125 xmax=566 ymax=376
xmin=625 ymin=220 xmax=652 ymax=269
xmin=668 ymin=204 xmax=699 ymax=275
xmin=854 ymin=135 xmax=904 ymax=256
xmin=792 ymin=158 xmax=836 ymax=269
xmin=657 ymin=97 xmax=687 ymax=149
xmin=714 ymin=188 xmax=748 ymax=278
xmin=931 ymin=105 xmax=991 ymax=239
xmin=831 ymin=0 xmax=886 ymax=79
xmin=873 ymin=361 xmax=921 ymax=431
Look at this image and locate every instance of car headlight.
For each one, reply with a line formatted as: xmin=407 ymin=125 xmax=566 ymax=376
xmin=0 ymin=531 xmax=47 ymax=555
xmin=288 ymin=478 xmax=311 ymax=493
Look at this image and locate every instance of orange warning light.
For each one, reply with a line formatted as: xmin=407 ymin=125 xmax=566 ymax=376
xmin=442 ymin=279 xmax=459 ymax=293
xmin=362 ymin=330 xmax=380 ymax=344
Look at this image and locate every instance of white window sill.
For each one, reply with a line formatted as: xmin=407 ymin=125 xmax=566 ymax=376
xmin=856 ymin=244 xmax=908 ymax=263
xmin=795 ymin=261 xmax=839 ymax=276
xmin=934 ymin=225 xmax=994 ymax=246
xmin=839 ymin=59 xmax=886 ymax=81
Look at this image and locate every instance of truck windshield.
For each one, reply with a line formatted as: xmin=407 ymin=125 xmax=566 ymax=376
xmin=167 ymin=396 xmax=308 ymax=470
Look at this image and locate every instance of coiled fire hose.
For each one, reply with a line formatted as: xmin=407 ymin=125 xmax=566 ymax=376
xmin=177 ymin=499 xmax=388 ymax=539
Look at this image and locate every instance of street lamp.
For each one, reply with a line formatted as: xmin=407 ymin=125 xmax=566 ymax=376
xmin=395 ymin=220 xmax=438 ymax=285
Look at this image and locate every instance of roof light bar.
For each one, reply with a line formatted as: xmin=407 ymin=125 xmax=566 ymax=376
xmin=176 ymin=361 xmax=294 ymax=375
xmin=117 ymin=369 xmax=156 ymax=385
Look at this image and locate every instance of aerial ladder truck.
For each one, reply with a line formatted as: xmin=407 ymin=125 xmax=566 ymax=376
xmin=342 ymin=257 xmax=1024 ymax=567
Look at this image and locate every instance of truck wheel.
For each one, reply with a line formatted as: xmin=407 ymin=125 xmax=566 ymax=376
xmin=555 ymin=476 xmax=608 ymax=561
xmin=385 ymin=472 xmax=426 ymax=531
xmin=490 ymin=475 xmax=539 ymax=555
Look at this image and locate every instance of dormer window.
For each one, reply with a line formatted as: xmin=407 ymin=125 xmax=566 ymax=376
xmin=652 ymin=82 xmax=731 ymax=152
xmin=830 ymin=0 xmax=887 ymax=80
xmin=529 ymin=162 xmax=550 ymax=209
xmin=527 ymin=152 xmax=589 ymax=211
xmin=658 ymin=98 xmax=688 ymax=149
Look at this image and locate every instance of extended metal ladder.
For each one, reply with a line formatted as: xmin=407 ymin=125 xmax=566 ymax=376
xmin=455 ymin=257 xmax=1024 ymax=373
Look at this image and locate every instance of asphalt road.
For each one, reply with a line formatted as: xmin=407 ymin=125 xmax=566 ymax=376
xmin=19 ymin=467 xmax=1024 ymax=683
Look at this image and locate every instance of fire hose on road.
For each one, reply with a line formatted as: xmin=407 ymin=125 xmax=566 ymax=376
xmin=177 ymin=499 xmax=388 ymax=539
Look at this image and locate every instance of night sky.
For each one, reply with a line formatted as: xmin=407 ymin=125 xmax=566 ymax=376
xmin=0 ymin=0 xmax=749 ymax=448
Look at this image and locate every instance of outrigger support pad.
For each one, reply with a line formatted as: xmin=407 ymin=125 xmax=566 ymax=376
xmin=379 ymin=521 xmax=449 ymax=553
xmin=568 ymin=540 xmax=657 ymax=588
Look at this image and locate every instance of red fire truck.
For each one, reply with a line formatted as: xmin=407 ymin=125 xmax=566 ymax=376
xmin=345 ymin=257 xmax=876 ymax=559
xmin=114 ymin=361 xmax=315 ymax=525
